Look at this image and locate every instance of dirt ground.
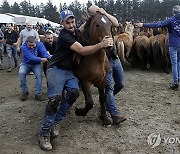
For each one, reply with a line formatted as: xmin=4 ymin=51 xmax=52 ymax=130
xmin=0 ymin=54 xmax=180 ymax=154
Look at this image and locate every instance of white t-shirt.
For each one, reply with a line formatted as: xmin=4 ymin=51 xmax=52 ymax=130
xmin=19 ymin=28 xmax=39 ymax=44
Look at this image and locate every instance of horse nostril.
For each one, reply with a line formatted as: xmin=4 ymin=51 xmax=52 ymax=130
xmin=96 ymin=24 xmax=100 ymax=28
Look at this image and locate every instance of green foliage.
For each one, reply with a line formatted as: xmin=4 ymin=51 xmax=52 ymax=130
xmin=1 ymin=0 xmax=11 ymax=13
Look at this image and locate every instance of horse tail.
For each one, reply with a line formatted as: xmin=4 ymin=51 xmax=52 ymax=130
xmin=116 ymin=41 xmax=130 ymax=66
xmin=152 ymin=41 xmax=161 ymax=69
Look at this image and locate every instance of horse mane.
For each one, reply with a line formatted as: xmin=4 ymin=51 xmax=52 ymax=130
xmin=83 ymin=16 xmax=93 ymax=45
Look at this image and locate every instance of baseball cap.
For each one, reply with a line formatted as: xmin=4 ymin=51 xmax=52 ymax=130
xmin=60 ymin=10 xmax=75 ymax=22
xmin=172 ymin=5 xmax=180 ymax=14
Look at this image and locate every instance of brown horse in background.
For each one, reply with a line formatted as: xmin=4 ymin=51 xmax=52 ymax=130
xmin=74 ymin=12 xmax=112 ymax=126
xmin=133 ymin=35 xmax=152 ymax=70
xmin=151 ymin=33 xmax=170 ymax=73
xmin=115 ymin=22 xmax=134 ymax=66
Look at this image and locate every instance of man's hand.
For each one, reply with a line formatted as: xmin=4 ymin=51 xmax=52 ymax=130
xmin=13 ymin=42 xmax=17 ymax=46
xmin=99 ymin=36 xmax=113 ymax=48
xmin=17 ymin=47 xmax=21 ymax=52
xmin=17 ymin=51 xmax=21 ymax=57
xmin=41 ymin=58 xmax=48 ymax=63
xmin=98 ymin=8 xmax=107 ymax=15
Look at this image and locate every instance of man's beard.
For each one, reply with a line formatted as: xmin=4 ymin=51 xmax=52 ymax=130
xmin=67 ymin=28 xmax=75 ymax=34
xmin=27 ymin=28 xmax=32 ymax=31
xmin=48 ymin=41 xmax=53 ymax=45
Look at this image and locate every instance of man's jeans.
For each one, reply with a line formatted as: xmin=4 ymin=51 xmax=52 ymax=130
xmin=40 ymin=67 xmax=79 ymax=136
xmin=105 ymin=58 xmax=125 ymax=116
xmin=0 ymin=43 xmax=4 ymax=68
xmin=6 ymin=44 xmax=18 ymax=68
xmin=169 ymin=46 xmax=180 ymax=85
xmin=19 ymin=63 xmax=42 ymax=95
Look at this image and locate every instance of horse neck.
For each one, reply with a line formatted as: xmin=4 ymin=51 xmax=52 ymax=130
xmin=125 ymin=26 xmax=134 ymax=41
xmin=125 ymin=31 xmax=133 ymax=41
xmin=148 ymin=28 xmax=153 ymax=36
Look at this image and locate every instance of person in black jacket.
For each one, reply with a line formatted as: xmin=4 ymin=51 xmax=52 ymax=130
xmin=4 ymin=23 xmax=19 ymax=72
xmin=0 ymin=28 xmax=4 ymax=70
xmin=42 ymin=31 xmax=56 ymax=76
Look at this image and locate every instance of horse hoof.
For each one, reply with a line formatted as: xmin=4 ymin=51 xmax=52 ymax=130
xmin=75 ymin=107 xmax=87 ymax=116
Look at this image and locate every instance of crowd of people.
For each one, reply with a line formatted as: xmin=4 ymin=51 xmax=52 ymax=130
xmin=0 ymin=22 xmax=61 ymax=72
xmin=0 ymin=4 xmax=179 ymax=151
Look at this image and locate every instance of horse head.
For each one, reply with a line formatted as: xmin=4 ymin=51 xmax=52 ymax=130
xmin=83 ymin=12 xmax=112 ymax=45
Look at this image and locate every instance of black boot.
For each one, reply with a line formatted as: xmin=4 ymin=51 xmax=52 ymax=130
xmin=112 ymin=115 xmax=127 ymax=125
xmin=169 ymin=84 xmax=179 ymax=91
xmin=21 ymin=91 xmax=29 ymax=101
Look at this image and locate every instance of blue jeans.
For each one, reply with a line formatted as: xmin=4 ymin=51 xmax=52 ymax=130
xmin=6 ymin=44 xmax=18 ymax=68
xmin=0 ymin=43 xmax=4 ymax=68
xmin=105 ymin=58 xmax=125 ymax=116
xmin=18 ymin=63 xmax=42 ymax=95
xmin=169 ymin=46 xmax=180 ymax=85
xmin=40 ymin=67 xmax=79 ymax=136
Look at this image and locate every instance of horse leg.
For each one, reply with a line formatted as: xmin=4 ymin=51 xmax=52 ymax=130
xmin=162 ymin=50 xmax=170 ymax=74
xmin=146 ymin=49 xmax=151 ymax=69
xmin=75 ymin=82 xmax=93 ymax=116
xmin=98 ymin=85 xmax=111 ymax=126
xmin=137 ymin=47 xmax=145 ymax=70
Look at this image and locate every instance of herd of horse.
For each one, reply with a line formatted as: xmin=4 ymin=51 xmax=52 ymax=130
xmin=41 ymin=13 xmax=171 ymax=126
xmin=114 ymin=22 xmax=170 ymax=73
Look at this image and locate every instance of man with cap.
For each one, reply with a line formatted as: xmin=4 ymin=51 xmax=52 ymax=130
xmin=38 ymin=9 xmax=113 ymax=151
xmin=136 ymin=5 xmax=180 ymax=91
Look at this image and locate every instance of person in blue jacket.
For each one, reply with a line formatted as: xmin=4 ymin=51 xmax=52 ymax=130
xmin=136 ymin=5 xmax=180 ymax=91
xmin=19 ymin=36 xmax=51 ymax=101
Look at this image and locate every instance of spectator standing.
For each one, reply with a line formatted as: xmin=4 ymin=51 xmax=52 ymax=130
xmin=17 ymin=21 xmax=40 ymax=53
xmin=0 ymin=28 xmax=4 ymax=70
xmin=4 ymin=23 xmax=19 ymax=72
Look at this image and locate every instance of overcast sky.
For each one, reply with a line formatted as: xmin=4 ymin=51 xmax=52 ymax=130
xmin=0 ymin=0 xmax=92 ymax=7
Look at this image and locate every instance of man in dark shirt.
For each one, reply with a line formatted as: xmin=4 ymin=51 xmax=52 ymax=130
xmin=39 ymin=9 xmax=113 ymax=151
xmin=4 ymin=23 xmax=19 ymax=72
xmin=42 ymin=31 xmax=56 ymax=76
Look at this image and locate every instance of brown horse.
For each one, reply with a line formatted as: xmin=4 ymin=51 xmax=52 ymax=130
xmin=151 ymin=33 xmax=170 ymax=73
xmin=74 ymin=12 xmax=112 ymax=126
xmin=114 ymin=22 xmax=134 ymax=66
xmin=133 ymin=35 xmax=152 ymax=70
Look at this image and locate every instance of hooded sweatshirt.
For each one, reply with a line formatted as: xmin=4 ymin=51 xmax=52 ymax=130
xmin=21 ymin=41 xmax=51 ymax=65
xmin=143 ymin=13 xmax=180 ymax=47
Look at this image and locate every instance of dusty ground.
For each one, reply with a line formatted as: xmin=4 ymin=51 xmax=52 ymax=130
xmin=0 ymin=54 xmax=180 ymax=154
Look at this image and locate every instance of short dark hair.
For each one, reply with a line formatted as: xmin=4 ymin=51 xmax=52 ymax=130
xmin=44 ymin=31 xmax=53 ymax=35
xmin=172 ymin=5 xmax=180 ymax=14
xmin=26 ymin=36 xmax=36 ymax=43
